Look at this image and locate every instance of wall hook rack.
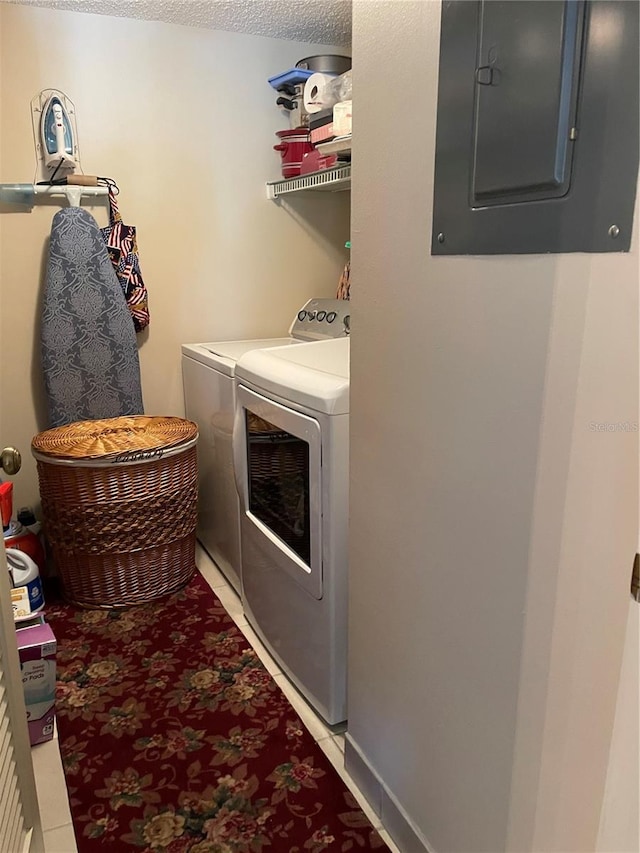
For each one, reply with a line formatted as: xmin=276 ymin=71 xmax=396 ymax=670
xmin=0 ymin=183 xmax=108 ymax=209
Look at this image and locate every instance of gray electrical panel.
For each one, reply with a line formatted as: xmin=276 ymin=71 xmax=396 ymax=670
xmin=432 ymin=0 xmax=639 ymax=255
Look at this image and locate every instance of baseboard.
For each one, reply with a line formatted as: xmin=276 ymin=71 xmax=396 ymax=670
xmin=345 ymin=734 xmax=435 ymax=853
xmin=343 ymin=734 xmax=383 ymax=818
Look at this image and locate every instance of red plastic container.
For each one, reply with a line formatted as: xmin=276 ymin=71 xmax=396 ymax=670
xmin=273 ymin=129 xmax=313 ymax=178
xmin=300 ymin=149 xmax=338 ymax=175
xmin=4 ymin=522 xmax=46 ymax=577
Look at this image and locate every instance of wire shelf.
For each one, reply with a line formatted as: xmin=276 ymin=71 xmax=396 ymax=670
xmin=266 ymin=165 xmax=351 ymax=200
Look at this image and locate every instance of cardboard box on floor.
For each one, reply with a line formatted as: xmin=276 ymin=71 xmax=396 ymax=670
xmin=15 ymin=614 xmax=56 ymax=746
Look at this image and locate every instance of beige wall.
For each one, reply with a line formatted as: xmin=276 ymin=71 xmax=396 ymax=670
xmin=349 ymin=2 xmax=639 ymax=852
xmin=0 ymin=3 xmax=349 ymax=509
xmin=0 ymin=8 xmax=3 ymax=416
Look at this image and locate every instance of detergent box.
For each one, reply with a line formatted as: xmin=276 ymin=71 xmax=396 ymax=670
xmin=15 ymin=615 xmax=56 ymax=746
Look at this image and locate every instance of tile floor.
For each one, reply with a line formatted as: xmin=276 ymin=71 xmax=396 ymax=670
xmin=31 ymin=718 xmax=78 ymax=852
xmin=32 ymin=545 xmax=400 ymax=853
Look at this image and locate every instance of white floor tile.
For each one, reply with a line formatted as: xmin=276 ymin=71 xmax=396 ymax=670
xmin=43 ymin=822 xmax=78 ymax=853
xmin=332 ymin=732 xmax=346 ymax=753
xmin=213 ymin=582 xmax=247 ymax=627
xmin=316 ymin=736 xmax=383 ymax=831
xmin=315 ymin=731 xmax=344 ymax=771
xmin=31 ymin=739 xmax=72 ymax=831
xmin=272 ymin=673 xmax=333 ymax=744
xmin=237 ymin=622 xmax=282 ymax=676
xmin=195 ymin=546 xmax=228 ymax=589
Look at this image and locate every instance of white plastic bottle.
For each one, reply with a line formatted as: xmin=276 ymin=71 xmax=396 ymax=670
xmin=6 ymin=548 xmax=45 ymax=620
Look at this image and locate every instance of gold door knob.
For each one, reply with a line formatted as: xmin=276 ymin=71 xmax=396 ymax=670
xmin=1 ymin=447 xmax=21 ymax=476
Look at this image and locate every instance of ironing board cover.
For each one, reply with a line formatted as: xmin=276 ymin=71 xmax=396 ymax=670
xmin=41 ymin=207 xmax=144 ymax=428
xmin=101 ymin=188 xmax=150 ymax=333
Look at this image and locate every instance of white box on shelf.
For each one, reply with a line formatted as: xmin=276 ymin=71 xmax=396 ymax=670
xmin=333 ymin=100 xmax=352 ymax=138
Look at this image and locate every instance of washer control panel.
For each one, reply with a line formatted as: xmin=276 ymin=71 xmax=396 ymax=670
xmin=289 ymin=298 xmax=351 ymax=341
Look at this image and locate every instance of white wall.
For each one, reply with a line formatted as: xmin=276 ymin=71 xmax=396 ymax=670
xmin=348 ymin=2 xmax=639 ymax=852
xmin=0 ymin=3 xmax=349 ymax=508
xmin=597 ymin=601 xmax=639 ymax=853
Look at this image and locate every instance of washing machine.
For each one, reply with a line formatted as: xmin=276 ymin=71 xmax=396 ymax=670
xmin=233 ymin=335 xmax=350 ymax=724
xmin=181 ymin=299 xmax=349 ymax=593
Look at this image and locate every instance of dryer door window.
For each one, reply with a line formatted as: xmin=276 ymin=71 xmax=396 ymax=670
xmin=234 ymin=384 xmax=323 ymax=600
xmin=246 ymin=412 xmax=310 ymax=566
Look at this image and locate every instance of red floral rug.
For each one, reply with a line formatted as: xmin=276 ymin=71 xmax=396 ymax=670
xmin=45 ymin=571 xmax=387 ymax=852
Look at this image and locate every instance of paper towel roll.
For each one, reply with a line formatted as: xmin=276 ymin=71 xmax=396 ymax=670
xmin=304 ymin=73 xmax=340 ymax=114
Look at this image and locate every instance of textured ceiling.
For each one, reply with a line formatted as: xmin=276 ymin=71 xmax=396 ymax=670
xmin=4 ymin=0 xmax=352 ymax=44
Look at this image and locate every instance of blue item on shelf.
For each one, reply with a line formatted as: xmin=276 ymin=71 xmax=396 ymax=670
xmin=268 ymin=69 xmax=314 ymax=90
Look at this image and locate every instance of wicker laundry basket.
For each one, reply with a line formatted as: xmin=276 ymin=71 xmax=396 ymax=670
xmin=32 ymin=416 xmax=198 ymax=609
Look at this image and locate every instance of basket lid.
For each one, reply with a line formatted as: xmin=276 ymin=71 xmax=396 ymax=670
xmin=31 ymin=416 xmax=198 ymax=463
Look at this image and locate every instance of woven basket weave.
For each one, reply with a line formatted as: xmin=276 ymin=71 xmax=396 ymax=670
xmin=32 ymin=416 xmax=199 ymax=609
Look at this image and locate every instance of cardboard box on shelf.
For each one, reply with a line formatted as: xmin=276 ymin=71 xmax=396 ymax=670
xmin=309 ymin=108 xmax=334 ymax=145
xmin=15 ymin=615 xmax=56 ymax=746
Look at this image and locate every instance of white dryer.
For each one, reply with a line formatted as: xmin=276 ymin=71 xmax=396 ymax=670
xmin=181 ymin=299 xmax=349 ymax=593
xmin=233 ymin=336 xmax=350 ymax=724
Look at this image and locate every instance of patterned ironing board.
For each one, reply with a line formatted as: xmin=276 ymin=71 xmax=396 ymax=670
xmin=41 ymin=207 xmax=144 ymax=428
